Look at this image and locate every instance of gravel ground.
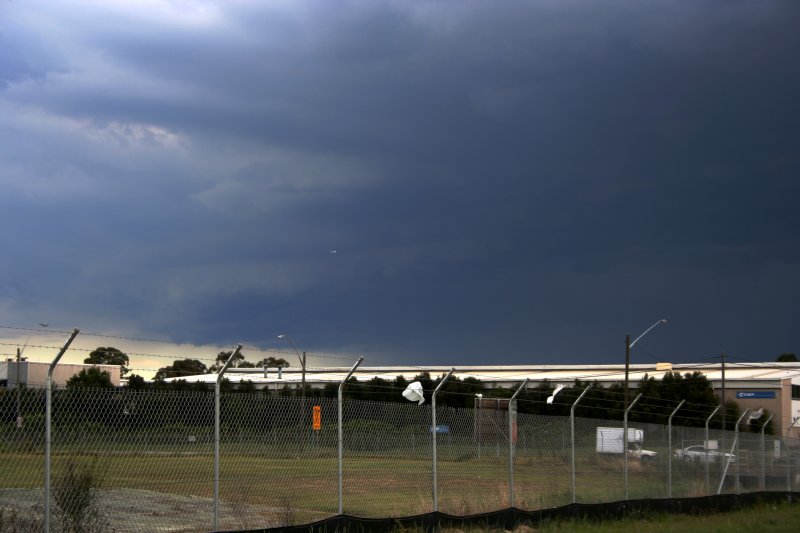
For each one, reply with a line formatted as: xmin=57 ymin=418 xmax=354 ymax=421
xmin=0 ymin=488 xmax=293 ymax=532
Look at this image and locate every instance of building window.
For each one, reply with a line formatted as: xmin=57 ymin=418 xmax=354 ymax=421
xmin=793 ymin=384 xmax=800 ymax=400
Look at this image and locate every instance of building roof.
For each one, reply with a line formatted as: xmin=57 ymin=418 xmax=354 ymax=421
xmin=164 ymin=362 xmax=800 ymax=388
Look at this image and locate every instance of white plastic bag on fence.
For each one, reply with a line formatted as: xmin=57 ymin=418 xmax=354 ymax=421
xmin=546 ymin=384 xmax=565 ymax=404
xmin=402 ymin=381 xmax=425 ymax=404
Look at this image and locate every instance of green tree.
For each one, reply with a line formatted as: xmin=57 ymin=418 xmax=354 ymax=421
xmin=238 ymin=380 xmax=256 ymax=393
xmin=777 ymin=353 xmax=797 ymax=362
xmin=66 ymin=367 xmax=114 ymax=389
xmin=84 ymin=347 xmax=130 ymax=376
xmin=126 ymin=374 xmax=147 ymax=390
xmin=153 ymin=359 xmax=208 ymax=380
xmin=255 ymin=356 xmax=291 ymax=367
xmin=210 ymin=350 xmax=263 ymax=371
xmin=615 ymin=371 xmax=722 ymax=427
xmin=721 ymin=400 xmax=742 ymax=431
xmin=220 ymin=377 xmax=234 ymax=394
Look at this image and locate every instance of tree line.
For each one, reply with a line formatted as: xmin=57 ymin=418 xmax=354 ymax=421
xmin=66 ymin=346 xmax=770 ymax=433
xmin=79 ymin=347 xmax=291 ymax=381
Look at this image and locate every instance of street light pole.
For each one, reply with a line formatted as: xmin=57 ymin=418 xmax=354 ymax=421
xmin=624 ymin=334 xmax=631 ymax=412
xmin=624 ymin=319 xmax=667 ymax=410
xmin=277 ymin=334 xmax=306 ymax=399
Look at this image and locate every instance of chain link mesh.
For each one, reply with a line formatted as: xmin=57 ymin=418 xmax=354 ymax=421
xmin=0 ymin=387 xmax=46 ymax=530
xmin=1 ymin=387 xmax=798 ymax=532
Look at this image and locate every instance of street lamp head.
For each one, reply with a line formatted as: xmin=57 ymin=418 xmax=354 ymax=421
xmin=660 ymin=319 xmax=668 ymax=324
xmin=277 ymin=334 xmax=286 ymax=339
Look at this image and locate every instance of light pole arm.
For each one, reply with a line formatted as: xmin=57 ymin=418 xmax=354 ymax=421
xmin=630 ymin=319 xmax=667 ymax=349
xmin=280 ymin=334 xmax=304 ymax=368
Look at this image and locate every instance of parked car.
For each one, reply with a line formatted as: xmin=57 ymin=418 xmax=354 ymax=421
xmin=674 ymin=445 xmax=736 ymax=463
xmin=628 ymin=443 xmax=658 ymax=461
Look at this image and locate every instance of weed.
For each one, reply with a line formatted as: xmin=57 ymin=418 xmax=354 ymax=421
xmin=53 ymin=457 xmax=109 ymax=533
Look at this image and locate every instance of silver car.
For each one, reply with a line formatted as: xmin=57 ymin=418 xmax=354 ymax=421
xmin=675 ymin=445 xmax=736 ymax=463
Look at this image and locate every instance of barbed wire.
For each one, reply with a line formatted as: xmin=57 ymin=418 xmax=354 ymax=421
xmin=3 ymin=325 xmax=794 ymax=420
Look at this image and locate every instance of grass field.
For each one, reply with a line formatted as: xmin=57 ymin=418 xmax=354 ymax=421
xmin=1 ymin=423 xmax=795 ymax=532
xmin=2 ymin=446 xmax=783 ymax=531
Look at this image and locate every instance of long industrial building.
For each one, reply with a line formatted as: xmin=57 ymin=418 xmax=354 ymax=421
xmin=0 ymin=360 xmax=122 ymax=387
xmin=5 ymin=359 xmax=798 ymax=436
xmin=178 ymin=361 xmax=800 ymax=437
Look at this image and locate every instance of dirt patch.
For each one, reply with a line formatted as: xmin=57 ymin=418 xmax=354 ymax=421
xmin=0 ymin=488 xmax=298 ymax=532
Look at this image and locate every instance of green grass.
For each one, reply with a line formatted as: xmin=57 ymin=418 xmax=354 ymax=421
xmin=0 ymin=446 xmax=790 ymax=522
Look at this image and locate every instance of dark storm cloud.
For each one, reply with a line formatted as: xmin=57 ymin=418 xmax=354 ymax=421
xmin=1 ymin=1 xmax=798 ymax=364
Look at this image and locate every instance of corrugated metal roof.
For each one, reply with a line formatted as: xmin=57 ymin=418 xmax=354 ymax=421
xmin=165 ymin=362 xmax=800 ymax=387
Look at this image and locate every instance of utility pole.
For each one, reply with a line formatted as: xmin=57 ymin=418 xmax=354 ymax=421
xmin=624 ymin=334 xmax=631 ymax=410
xmin=624 ymin=320 xmax=666 ymax=411
xmin=301 ymin=351 xmax=307 ymax=399
xmin=277 ymin=335 xmax=307 ymax=400
xmin=721 ymin=352 xmax=726 ymax=432
xmin=720 ymin=352 xmax=726 ymax=480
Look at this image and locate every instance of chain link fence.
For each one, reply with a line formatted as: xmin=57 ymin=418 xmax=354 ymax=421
xmin=1 ymin=387 xmax=798 ymax=532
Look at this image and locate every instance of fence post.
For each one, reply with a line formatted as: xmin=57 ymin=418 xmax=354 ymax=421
xmin=44 ymin=328 xmax=80 ymax=533
xmin=570 ymin=385 xmax=591 ymax=504
xmin=718 ymin=409 xmax=748 ymax=495
xmin=338 ymin=357 xmax=364 ymax=515
xmin=735 ymin=409 xmax=749 ymax=494
xmin=667 ymin=399 xmax=685 ymax=498
xmin=761 ymin=414 xmax=774 ymax=491
xmin=705 ymin=405 xmax=721 ymax=495
xmin=787 ymin=418 xmax=799 ymax=492
xmin=213 ymin=344 xmax=242 ymax=532
xmin=432 ymin=368 xmax=454 ymax=513
xmin=508 ymin=379 xmax=528 ymax=508
xmin=623 ymin=393 xmax=642 ymax=500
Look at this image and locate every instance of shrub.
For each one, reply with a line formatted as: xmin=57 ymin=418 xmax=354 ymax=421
xmin=53 ymin=457 xmax=109 ymax=533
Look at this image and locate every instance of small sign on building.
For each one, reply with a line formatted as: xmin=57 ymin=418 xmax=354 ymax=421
xmin=736 ymin=391 xmax=776 ymax=399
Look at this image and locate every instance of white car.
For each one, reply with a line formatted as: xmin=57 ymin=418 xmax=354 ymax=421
xmin=628 ymin=443 xmax=658 ymax=461
xmin=674 ymin=445 xmax=736 ymax=463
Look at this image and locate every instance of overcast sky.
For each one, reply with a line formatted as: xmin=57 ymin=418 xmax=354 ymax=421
xmin=1 ymin=0 xmax=798 ymax=370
